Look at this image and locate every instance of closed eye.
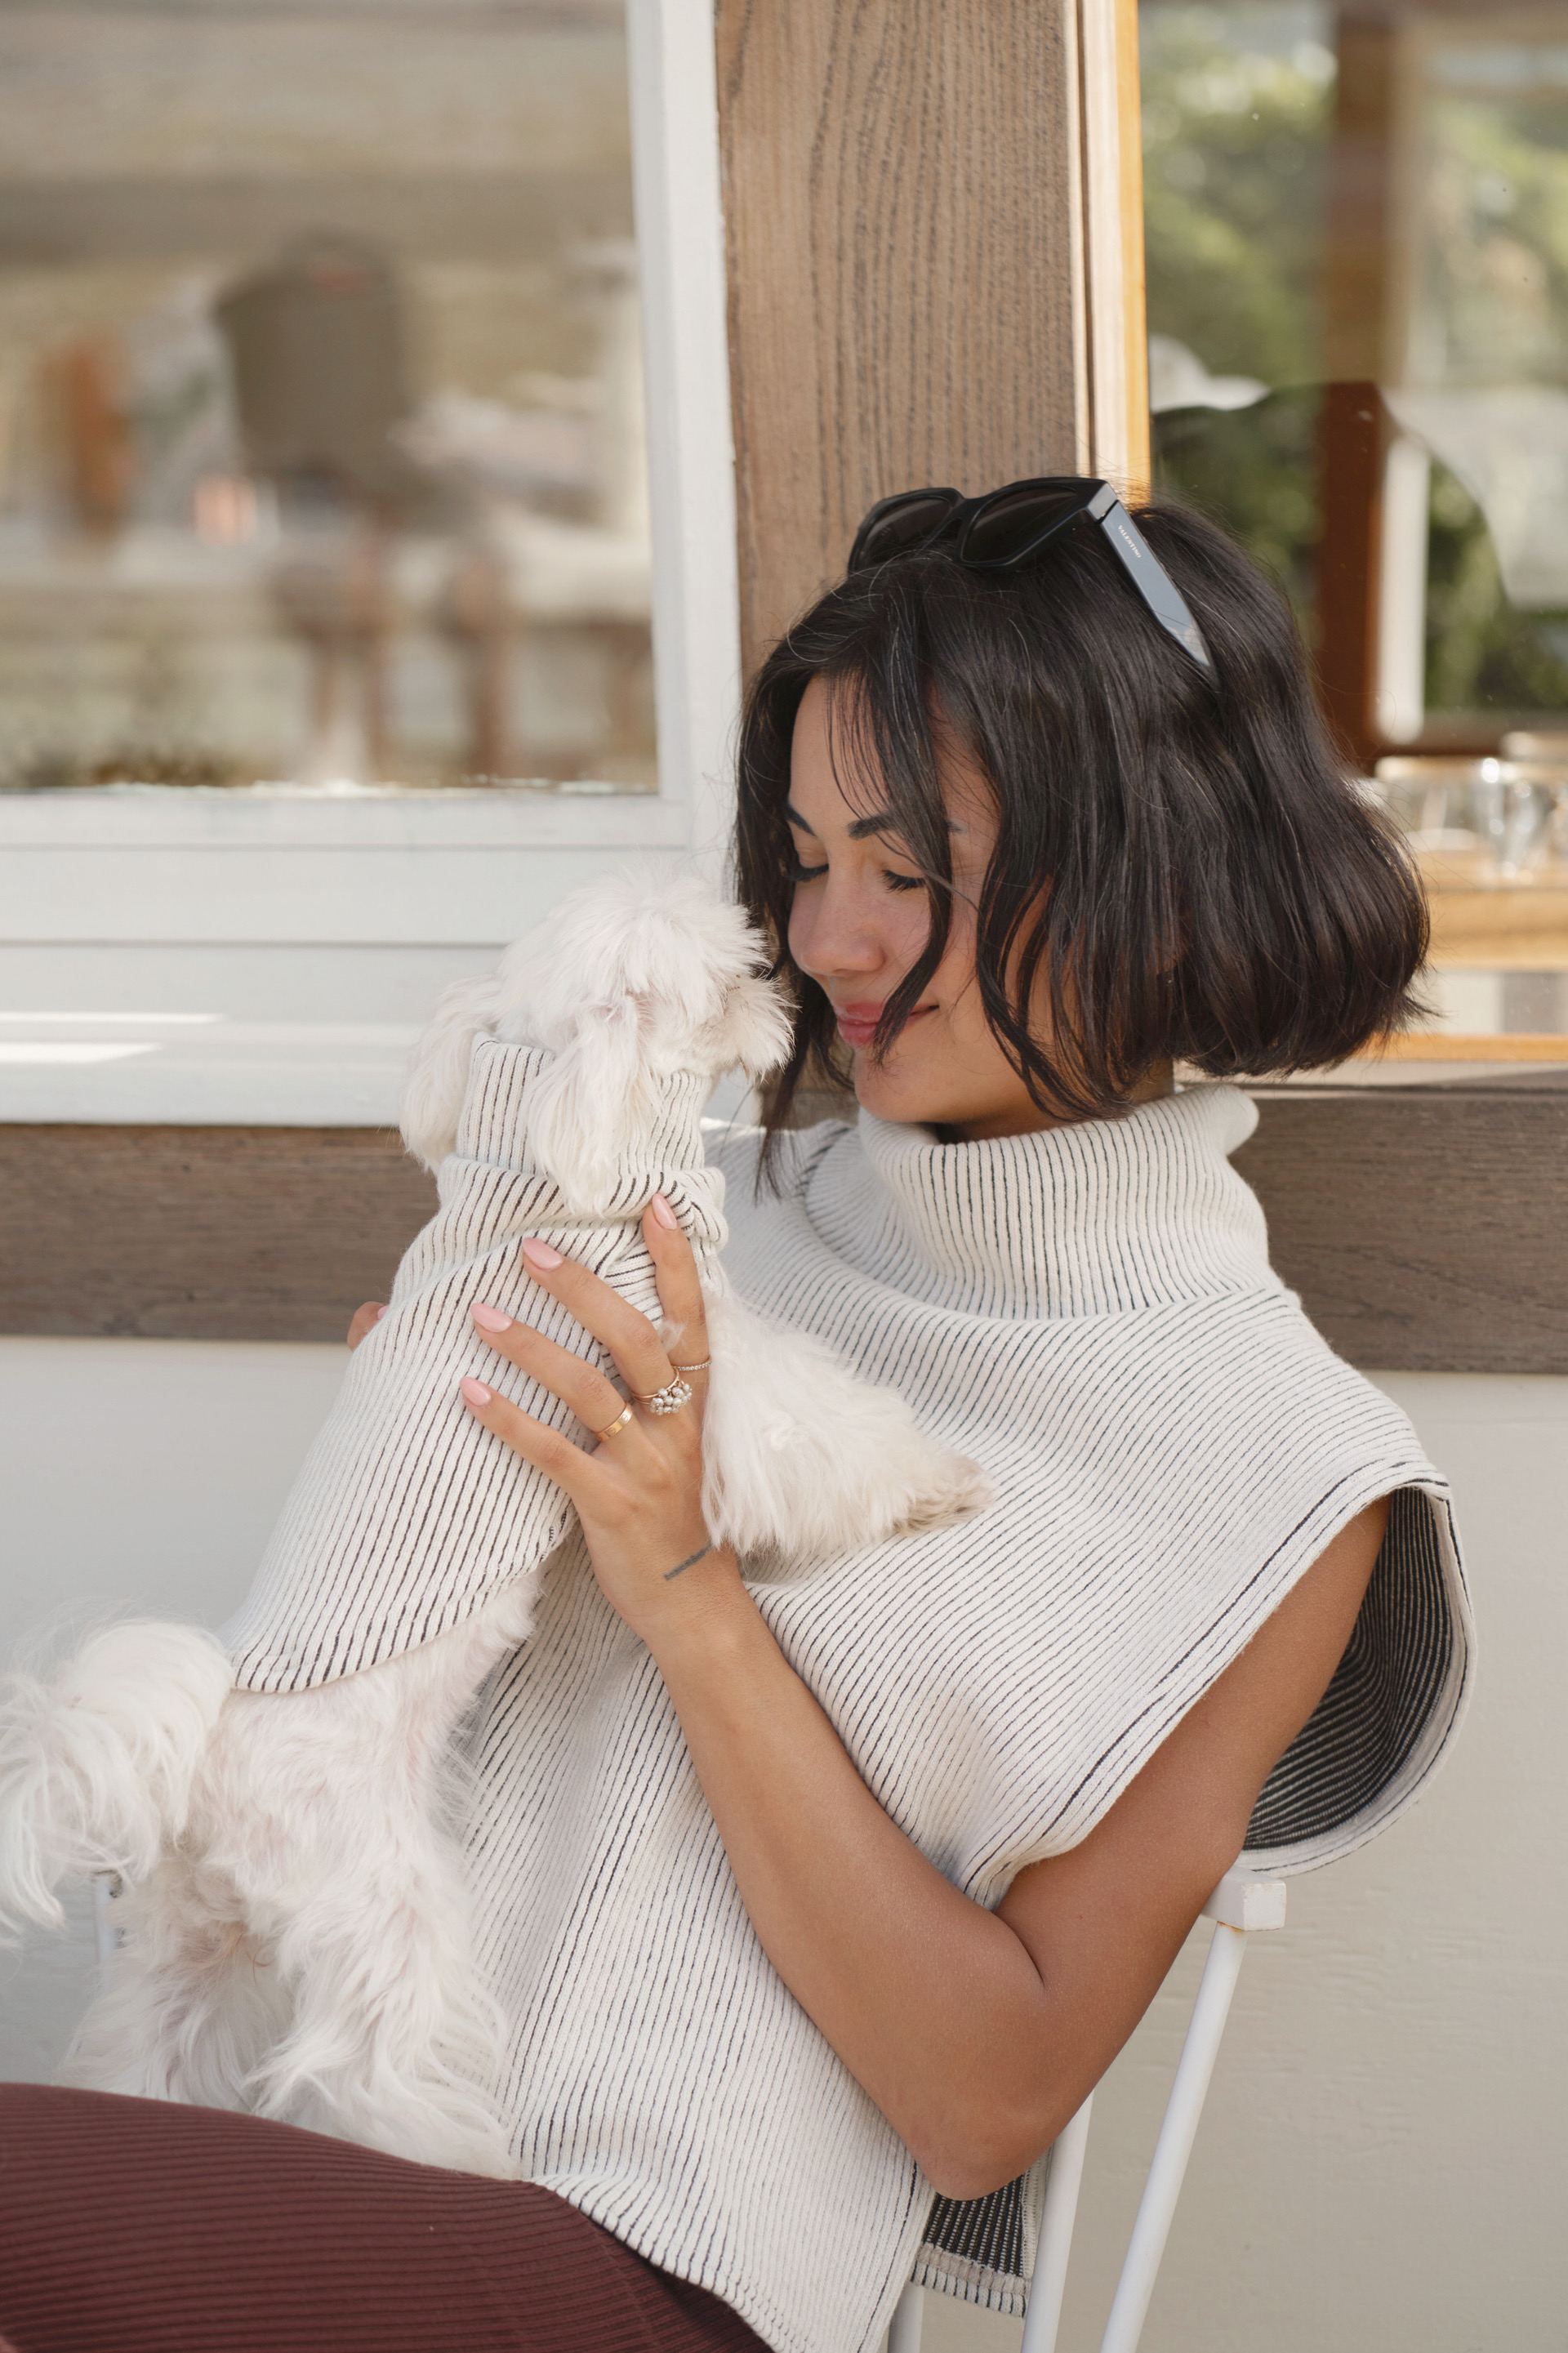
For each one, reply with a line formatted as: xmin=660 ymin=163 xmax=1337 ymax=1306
xmin=786 ymin=858 xmax=828 ymax=883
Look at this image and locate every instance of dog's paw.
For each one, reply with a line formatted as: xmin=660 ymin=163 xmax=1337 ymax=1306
xmin=884 ymin=1448 xmax=994 ymax=1535
xmin=700 ymin=1292 xmax=994 ymax=1560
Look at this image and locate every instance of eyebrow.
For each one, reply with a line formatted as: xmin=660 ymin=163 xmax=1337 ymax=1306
xmin=784 ymin=799 xmax=959 ymax=842
xmin=784 ymin=798 xmax=899 ymax=842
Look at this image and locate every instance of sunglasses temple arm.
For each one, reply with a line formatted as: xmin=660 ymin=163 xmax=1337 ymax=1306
xmin=1092 ymin=492 xmax=1216 ymax=678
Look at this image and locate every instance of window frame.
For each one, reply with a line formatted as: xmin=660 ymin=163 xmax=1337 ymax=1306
xmin=0 ymin=0 xmax=742 ymax=959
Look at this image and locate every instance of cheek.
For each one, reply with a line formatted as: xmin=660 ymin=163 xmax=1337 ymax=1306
xmin=887 ymin=892 xmax=937 ymax=971
xmin=922 ymin=898 xmax=978 ymax=1010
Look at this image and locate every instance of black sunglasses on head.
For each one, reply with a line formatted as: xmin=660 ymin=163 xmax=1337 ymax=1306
xmin=847 ymin=475 xmax=1214 ymax=678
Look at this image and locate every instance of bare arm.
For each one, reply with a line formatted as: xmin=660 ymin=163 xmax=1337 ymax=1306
xmin=646 ymin=1496 xmax=1383 ymax=2198
xmin=455 ymin=1214 xmax=1387 ymax=2201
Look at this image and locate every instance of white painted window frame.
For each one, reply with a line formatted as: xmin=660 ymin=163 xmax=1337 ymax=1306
xmin=0 ymin=0 xmax=740 ymax=945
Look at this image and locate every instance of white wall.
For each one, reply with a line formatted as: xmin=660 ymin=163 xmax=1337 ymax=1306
xmin=0 ymin=1337 xmax=349 ymax=2079
xmin=2 ymin=1345 xmax=1562 ymax=2352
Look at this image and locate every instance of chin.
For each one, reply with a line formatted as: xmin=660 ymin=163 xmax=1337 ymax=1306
xmin=850 ymin=1053 xmax=955 ymax=1133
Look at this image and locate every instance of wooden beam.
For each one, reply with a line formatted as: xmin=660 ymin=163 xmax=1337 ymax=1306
xmin=1114 ymin=0 xmax=1151 ymax=502
xmin=715 ymin=0 xmax=1147 ymax=676
xmin=1316 ymin=10 xmax=1401 ymax=767
xmin=2 ymin=1083 xmax=1564 ymax=1368
xmin=0 ymin=1125 xmax=435 ymax=1344
xmin=1233 ymin=1085 xmax=1568 ymax=1375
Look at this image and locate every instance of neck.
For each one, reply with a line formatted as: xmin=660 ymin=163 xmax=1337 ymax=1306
xmin=945 ymin=1060 xmax=1177 ymax=1146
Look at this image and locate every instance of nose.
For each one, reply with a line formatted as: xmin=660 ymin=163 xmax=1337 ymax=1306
xmin=792 ymin=870 xmax=888 ymax=984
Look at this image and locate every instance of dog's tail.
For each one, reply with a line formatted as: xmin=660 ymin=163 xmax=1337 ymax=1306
xmin=0 ymin=1622 xmax=234 ymax=1941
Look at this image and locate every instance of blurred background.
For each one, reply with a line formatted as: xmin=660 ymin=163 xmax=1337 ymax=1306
xmin=1141 ymin=0 xmax=1568 ymax=1050
xmin=0 ymin=0 xmax=655 ymax=798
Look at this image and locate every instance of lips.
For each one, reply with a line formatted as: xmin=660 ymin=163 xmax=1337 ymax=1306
xmin=832 ymin=1000 xmax=933 ymax=1048
xmin=833 ymin=1001 xmax=884 ymax=1047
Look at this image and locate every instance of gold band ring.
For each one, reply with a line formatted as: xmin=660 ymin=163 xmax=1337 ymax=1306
xmin=595 ymin=1402 xmax=635 ymax=1442
xmin=670 ymin=1357 xmax=710 ymax=1375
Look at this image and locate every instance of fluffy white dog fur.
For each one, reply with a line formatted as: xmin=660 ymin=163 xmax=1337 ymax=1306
xmin=0 ymin=868 xmax=989 ymax=2177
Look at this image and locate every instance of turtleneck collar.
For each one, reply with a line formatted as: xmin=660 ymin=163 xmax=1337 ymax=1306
xmin=805 ymin=1084 xmax=1273 ymax=1321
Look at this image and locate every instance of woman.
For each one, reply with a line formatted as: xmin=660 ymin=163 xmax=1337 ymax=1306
xmin=0 ymin=488 xmax=1471 ymax=2353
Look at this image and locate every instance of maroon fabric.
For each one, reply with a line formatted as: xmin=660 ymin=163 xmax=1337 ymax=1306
xmin=0 ymin=2085 xmax=770 ymax=2353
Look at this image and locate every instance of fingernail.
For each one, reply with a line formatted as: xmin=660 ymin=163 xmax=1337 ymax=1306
xmin=460 ymin=1377 xmax=493 ymax=1407
xmin=373 ymin=1304 xmax=388 ymax=1323
xmin=521 ymin=1237 xmax=564 ymax=1272
xmin=650 ymin=1192 xmax=678 ymax=1230
xmin=471 ymin=1301 xmax=511 ymax=1332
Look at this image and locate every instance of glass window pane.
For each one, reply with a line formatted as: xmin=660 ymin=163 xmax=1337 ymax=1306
xmin=1141 ymin=2 xmax=1568 ymax=1054
xmin=1141 ymin=2 xmax=1568 ymax=751
xmin=0 ymin=0 xmax=654 ymax=796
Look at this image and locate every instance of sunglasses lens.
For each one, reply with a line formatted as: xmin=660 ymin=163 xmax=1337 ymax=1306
xmin=855 ymin=493 xmax=960 ymax=566
xmin=962 ymin=484 xmax=1087 ymax=567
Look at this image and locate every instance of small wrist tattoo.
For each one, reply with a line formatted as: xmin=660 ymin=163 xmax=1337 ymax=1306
xmin=664 ymin=1541 xmax=715 ymax=1583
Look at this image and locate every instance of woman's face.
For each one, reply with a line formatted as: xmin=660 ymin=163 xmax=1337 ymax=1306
xmin=784 ymin=675 xmax=1057 ymax=1142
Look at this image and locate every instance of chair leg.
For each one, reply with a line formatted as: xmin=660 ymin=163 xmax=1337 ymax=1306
xmin=1021 ymin=2092 xmax=1094 ymax=2353
xmin=1098 ymin=1919 xmax=1250 ymax=2353
xmin=887 ymin=2279 xmax=924 ymax=2352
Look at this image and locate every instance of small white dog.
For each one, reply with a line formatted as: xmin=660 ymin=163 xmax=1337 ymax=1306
xmin=0 ymin=869 xmax=989 ymax=2177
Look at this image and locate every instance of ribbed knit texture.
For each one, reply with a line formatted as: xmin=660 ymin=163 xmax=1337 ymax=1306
xmin=461 ymin=1086 xmax=1472 ymax=2353
xmin=225 ymin=1041 xmax=728 ymax=1691
xmin=0 ymin=2085 xmax=767 ymax=2353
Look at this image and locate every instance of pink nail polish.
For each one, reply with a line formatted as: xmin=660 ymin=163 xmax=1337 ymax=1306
xmin=521 ymin=1237 xmax=564 ymax=1271
xmin=373 ymin=1304 xmax=388 ymax=1322
xmin=461 ymin=1377 xmax=493 ymax=1407
xmin=650 ymin=1192 xmax=678 ymax=1230
xmin=471 ymin=1301 xmax=511 ymax=1332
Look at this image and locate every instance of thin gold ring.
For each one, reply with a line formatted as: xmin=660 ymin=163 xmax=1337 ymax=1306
xmin=595 ymin=1402 xmax=635 ymax=1442
xmin=670 ymin=1357 xmax=710 ymax=1375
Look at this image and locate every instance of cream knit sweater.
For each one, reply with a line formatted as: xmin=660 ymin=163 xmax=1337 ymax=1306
xmin=458 ymin=1085 xmax=1472 ymax=2353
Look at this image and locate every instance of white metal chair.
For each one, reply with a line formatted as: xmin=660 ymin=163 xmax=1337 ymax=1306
xmin=91 ymin=1862 xmax=1284 ymax=2353
xmin=887 ymin=1866 xmax=1287 ymax=2353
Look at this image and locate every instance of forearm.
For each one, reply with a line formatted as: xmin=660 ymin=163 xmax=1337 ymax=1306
xmin=646 ymin=1558 xmax=1066 ymax=2195
xmin=456 ymin=1219 xmax=1367 ymax=2201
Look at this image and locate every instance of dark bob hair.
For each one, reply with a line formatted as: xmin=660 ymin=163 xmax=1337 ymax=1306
xmin=735 ymin=497 xmax=1428 ymax=1147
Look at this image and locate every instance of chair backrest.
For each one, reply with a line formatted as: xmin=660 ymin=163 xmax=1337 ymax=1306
xmin=886 ymin=1866 xmax=1287 ymax=2353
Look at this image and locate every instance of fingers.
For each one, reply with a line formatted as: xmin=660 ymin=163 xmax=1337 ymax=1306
xmin=346 ymin=1301 xmax=387 ymax=1352
xmin=458 ymin=1376 xmax=607 ymax=1503
xmin=515 ymin=1225 xmax=680 ymax=1396
xmin=465 ymin=1193 xmax=708 ymax=1454
xmin=641 ymin=1197 xmax=710 ymax=1373
xmin=469 ymin=1300 xmax=628 ymax=1436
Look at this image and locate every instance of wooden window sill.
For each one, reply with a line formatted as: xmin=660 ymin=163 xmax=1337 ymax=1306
xmin=1 ymin=1067 xmax=1564 ymax=1371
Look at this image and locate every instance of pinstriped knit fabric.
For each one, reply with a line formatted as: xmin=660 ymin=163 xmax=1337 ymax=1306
xmin=225 ymin=1041 xmax=728 ymax=1692
xmin=460 ymin=1085 xmax=1472 ymax=2353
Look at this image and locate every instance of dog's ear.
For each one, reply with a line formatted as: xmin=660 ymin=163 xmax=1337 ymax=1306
xmin=523 ymin=997 xmax=653 ymax=1212
xmin=712 ymin=972 xmax=795 ymax=1082
xmin=399 ymin=969 xmax=503 ymax=1171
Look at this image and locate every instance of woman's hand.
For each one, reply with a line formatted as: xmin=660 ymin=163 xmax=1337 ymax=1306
xmin=457 ymin=1195 xmax=746 ymax=1648
xmin=346 ymin=1302 xmax=386 ymax=1351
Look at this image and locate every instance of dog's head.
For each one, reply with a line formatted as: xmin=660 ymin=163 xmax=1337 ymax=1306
xmin=399 ymin=867 xmax=794 ymax=1202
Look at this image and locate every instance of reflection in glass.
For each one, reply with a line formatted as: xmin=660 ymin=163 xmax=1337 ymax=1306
xmin=0 ymin=1 xmax=653 ymax=795
xmin=1140 ymin=2 xmax=1568 ymax=762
